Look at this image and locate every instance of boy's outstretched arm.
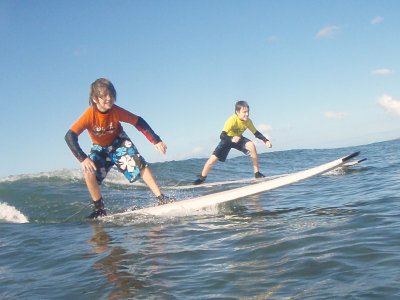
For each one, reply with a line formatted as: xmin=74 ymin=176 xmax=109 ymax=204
xmin=155 ymin=141 xmax=167 ymax=155
xmin=134 ymin=117 xmax=167 ymax=154
xmin=134 ymin=117 xmax=161 ymax=144
xmin=254 ymin=131 xmax=272 ymax=148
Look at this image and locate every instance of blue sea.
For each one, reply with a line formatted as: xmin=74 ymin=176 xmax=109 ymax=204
xmin=1 ymin=139 xmax=399 ymax=299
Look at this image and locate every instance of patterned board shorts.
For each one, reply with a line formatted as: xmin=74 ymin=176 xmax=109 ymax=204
xmin=89 ymin=132 xmax=148 ymax=184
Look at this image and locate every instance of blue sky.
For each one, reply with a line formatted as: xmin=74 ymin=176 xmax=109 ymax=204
xmin=1 ymin=0 xmax=399 ymax=176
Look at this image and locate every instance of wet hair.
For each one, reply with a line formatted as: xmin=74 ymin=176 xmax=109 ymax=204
xmin=235 ymin=100 xmax=249 ymax=113
xmin=89 ymin=78 xmax=117 ymax=106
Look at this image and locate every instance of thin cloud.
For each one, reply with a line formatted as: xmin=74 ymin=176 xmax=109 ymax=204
xmin=258 ymin=123 xmax=272 ymax=134
xmin=324 ymin=111 xmax=349 ymax=120
xmin=267 ymin=35 xmax=279 ymax=44
xmin=378 ymin=94 xmax=400 ymax=116
xmin=371 ymin=68 xmax=394 ymax=76
xmin=255 ymin=123 xmax=272 ymax=144
xmin=72 ymin=46 xmax=88 ymax=57
xmin=173 ymin=146 xmax=210 ymax=160
xmin=316 ymin=26 xmax=340 ymax=39
xmin=371 ymin=16 xmax=384 ymax=25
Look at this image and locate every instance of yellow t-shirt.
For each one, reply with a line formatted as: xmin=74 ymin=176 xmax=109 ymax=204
xmin=222 ymin=114 xmax=257 ymax=137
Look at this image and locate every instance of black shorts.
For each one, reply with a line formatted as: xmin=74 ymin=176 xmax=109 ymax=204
xmin=212 ymin=137 xmax=251 ymax=162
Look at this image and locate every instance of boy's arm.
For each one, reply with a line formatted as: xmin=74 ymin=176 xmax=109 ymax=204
xmin=117 ymin=106 xmax=162 ymax=145
xmin=254 ymin=130 xmax=269 ymax=143
xmin=254 ymin=130 xmax=272 ymax=148
xmin=65 ymin=130 xmax=88 ymax=162
xmin=248 ymin=119 xmax=271 ymax=144
xmin=135 ymin=117 xmax=162 ymax=144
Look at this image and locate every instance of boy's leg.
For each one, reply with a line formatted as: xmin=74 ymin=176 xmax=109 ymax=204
xmin=84 ymin=170 xmax=106 ymax=218
xmin=140 ymin=167 xmax=174 ymax=204
xmin=83 ymin=171 xmax=102 ymax=201
xmin=140 ymin=166 xmax=161 ymax=197
xmin=111 ymin=134 xmax=173 ymax=204
xmin=193 ymin=155 xmax=219 ymax=185
xmin=245 ymin=140 xmax=260 ymax=173
xmin=193 ymin=141 xmax=230 ymax=185
xmin=201 ymin=155 xmax=219 ymax=177
xmin=85 ymin=146 xmax=111 ymax=218
xmin=86 ymin=145 xmax=112 ymax=201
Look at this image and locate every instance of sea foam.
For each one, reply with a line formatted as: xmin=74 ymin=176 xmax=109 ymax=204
xmin=0 ymin=202 xmax=29 ymax=223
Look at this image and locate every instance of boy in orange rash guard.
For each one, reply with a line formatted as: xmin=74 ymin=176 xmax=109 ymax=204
xmin=65 ymin=78 xmax=173 ymax=218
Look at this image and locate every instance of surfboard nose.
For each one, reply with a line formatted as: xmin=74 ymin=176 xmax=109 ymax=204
xmin=342 ymin=151 xmax=360 ymax=162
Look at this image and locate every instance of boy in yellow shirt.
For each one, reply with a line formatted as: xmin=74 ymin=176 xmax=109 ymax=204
xmin=193 ymin=101 xmax=272 ymax=185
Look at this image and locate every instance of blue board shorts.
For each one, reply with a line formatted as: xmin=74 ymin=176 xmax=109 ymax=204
xmin=213 ymin=137 xmax=251 ymax=162
xmin=89 ymin=132 xmax=148 ymax=184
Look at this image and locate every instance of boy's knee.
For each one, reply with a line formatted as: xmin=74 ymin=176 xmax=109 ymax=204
xmin=84 ymin=170 xmax=96 ymax=180
xmin=207 ymin=155 xmax=219 ymax=165
xmin=245 ymin=141 xmax=256 ymax=151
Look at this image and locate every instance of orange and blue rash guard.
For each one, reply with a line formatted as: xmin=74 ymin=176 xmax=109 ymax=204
xmin=66 ymin=104 xmax=161 ymax=162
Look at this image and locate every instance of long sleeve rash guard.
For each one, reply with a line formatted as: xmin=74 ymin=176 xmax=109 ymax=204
xmin=219 ymin=114 xmax=269 ymax=143
xmin=65 ymin=105 xmax=161 ymax=162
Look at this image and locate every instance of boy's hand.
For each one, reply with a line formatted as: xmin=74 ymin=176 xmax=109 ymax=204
xmin=232 ymin=136 xmax=241 ymax=143
xmin=155 ymin=141 xmax=167 ymax=154
xmin=265 ymin=140 xmax=272 ymax=148
xmin=81 ymin=157 xmax=97 ymax=173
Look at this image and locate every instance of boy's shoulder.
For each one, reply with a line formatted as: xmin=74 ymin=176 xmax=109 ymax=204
xmin=226 ymin=114 xmax=238 ymax=121
xmin=226 ymin=114 xmax=253 ymax=123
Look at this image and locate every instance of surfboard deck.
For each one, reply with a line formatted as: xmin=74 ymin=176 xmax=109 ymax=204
xmin=163 ymin=174 xmax=284 ymax=190
xmin=107 ymin=151 xmax=360 ymax=218
xmin=160 ymin=157 xmax=366 ymax=190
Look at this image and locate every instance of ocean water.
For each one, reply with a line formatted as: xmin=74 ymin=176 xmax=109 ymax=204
xmin=1 ymin=139 xmax=399 ymax=299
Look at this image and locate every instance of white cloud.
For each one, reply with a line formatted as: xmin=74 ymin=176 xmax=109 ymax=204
xmin=258 ymin=123 xmax=272 ymax=133
xmin=378 ymin=94 xmax=400 ymax=116
xmin=324 ymin=111 xmax=350 ymax=120
xmin=190 ymin=146 xmax=207 ymax=156
xmin=371 ymin=68 xmax=394 ymax=76
xmin=316 ymin=26 xmax=340 ymax=39
xmin=371 ymin=16 xmax=384 ymax=25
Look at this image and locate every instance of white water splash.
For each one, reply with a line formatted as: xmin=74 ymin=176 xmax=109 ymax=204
xmin=0 ymin=202 xmax=29 ymax=223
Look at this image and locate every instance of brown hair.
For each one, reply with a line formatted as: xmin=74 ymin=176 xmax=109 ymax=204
xmin=89 ymin=78 xmax=117 ymax=105
xmin=235 ymin=100 xmax=249 ymax=113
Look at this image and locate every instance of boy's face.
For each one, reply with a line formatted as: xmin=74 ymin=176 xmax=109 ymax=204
xmin=236 ymin=106 xmax=249 ymax=121
xmin=94 ymin=93 xmax=115 ymax=112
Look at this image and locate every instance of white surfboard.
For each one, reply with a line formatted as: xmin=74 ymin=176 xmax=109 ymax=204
xmin=163 ymin=174 xmax=285 ymax=190
xmin=160 ymin=157 xmax=366 ymax=190
xmin=124 ymin=157 xmax=366 ymax=191
xmin=108 ymin=151 xmax=360 ymax=218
